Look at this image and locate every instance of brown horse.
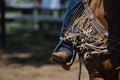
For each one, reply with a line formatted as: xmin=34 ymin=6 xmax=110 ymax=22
xmin=64 ymin=0 xmax=120 ymax=80
xmin=84 ymin=0 xmax=120 ymax=80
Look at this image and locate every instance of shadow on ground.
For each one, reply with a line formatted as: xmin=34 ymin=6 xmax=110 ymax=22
xmin=0 ymin=30 xmax=59 ymax=68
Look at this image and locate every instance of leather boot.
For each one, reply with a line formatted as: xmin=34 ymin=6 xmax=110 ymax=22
xmin=51 ymin=50 xmax=72 ymax=70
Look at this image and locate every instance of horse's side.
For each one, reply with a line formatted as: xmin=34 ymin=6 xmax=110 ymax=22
xmin=64 ymin=0 xmax=120 ymax=79
xmin=84 ymin=0 xmax=120 ymax=80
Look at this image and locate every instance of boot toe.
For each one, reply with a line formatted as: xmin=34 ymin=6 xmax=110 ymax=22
xmin=51 ymin=50 xmax=72 ymax=70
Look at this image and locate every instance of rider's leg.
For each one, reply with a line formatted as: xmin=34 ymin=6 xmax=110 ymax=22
xmin=51 ymin=0 xmax=82 ymax=70
xmin=60 ymin=0 xmax=82 ymax=37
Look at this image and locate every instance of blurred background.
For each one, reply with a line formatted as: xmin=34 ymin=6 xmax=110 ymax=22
xmin=0 ymin=0 xmax=89 ymax=80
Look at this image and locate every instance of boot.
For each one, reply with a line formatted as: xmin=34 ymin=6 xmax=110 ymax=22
xmin=51 ymin=50 xmax=72 ymax=70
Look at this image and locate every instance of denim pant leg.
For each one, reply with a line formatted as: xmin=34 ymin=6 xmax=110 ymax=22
xmin=59 ymin=0 xmax=82 ymax=56
xmin=60 ymin=0 xmax=82 ymax=37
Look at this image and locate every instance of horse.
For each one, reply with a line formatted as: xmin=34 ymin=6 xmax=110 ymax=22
xmin=64 ymin=0 xmax=120 ymax=80
xmin=87 ymin=0 xmax=120 ymax=80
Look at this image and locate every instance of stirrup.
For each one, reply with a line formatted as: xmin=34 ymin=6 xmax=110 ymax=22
xmin=66 ymin=49 xmax=76 ymax=66
xmin=53 ymin=37 xmax=76 ymax=66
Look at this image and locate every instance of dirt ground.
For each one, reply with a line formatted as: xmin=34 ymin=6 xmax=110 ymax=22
xmin=0 ymin=51 xmax=89 ymax=80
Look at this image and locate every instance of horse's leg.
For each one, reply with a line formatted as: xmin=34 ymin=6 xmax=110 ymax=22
xmin=92 ymin=78 xmax=104 ymax=80
xmin=88 ymin=73 xmax=104 ymax=80
xmin=88 ymin=72 xmax=104 ymax=80
xmin=83 ymin=55 xmax=105 ymax=80
xmin=102 ymin=58 xmax=119 ymax=80
xmin=84 ymin=54 xmax=119 ymax=80
xmin=89 ymin=74 xmax=104 ymax=80
xmin=94 ymin=78 xmax=104 ymax=80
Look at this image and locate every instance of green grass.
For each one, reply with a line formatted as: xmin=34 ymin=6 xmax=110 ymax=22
xmin=5 ymin=29 xmax=58 ymax=53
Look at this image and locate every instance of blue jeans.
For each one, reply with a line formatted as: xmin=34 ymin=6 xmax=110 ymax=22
xmin=60 ymin=0 xmax=82 ymax=37
xmin=59 ymin=0 xmax=82 ymax=56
